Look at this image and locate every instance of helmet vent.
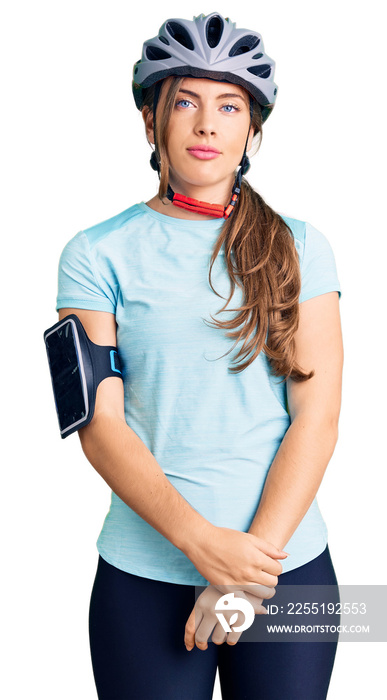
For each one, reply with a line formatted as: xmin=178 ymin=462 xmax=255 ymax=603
xmin=166 ymin=21 xmax=195 ymax=50
xmin=206 ymin=15 xmax=224 ymax=48
xmin=252 ymin=53 xmax=263 ymax=60
xmin=145 ymin=45 xmax=172 ymax=61
xmin=229 ymin=35 xmax=260 ymax=57
xmin=159 ymin=36 xmax=170 ymax=45
xmin=247 ymin=64 xmax=272 ymax=79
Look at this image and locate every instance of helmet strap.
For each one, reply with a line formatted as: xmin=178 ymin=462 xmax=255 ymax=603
xmin=149 ymin=81 xmax=162 ymax=172
xmin=150 ymin=83 xmax=253 ymax=220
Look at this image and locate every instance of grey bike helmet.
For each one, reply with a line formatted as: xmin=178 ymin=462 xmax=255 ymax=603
xmin=132 ymin=12 xmax=278 ymax=123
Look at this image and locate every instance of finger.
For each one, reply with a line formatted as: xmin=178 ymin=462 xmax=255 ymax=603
xmin=194 ymin=608 xmax=220 ymax=650
xmin=184 ymin=607 xmax=202 ymax=650
xmin=213 ymin=582 xmax=276 ymax=598
xmin=243 ymin=592 xmax=268 ymax=615
xmin=260 ymin=553 xmax=285 ymax=576
xmin=226 ymin=630 xmax=242 ymax=645
xmin=256 ymin=539 xmax=290 ymax=559
xmin=239 ymin=583 xmax=277 ymax=600
xmin=224 ymin=591 xmax=250 ymax=646
xmin=250 ymin=557 xmax=283 ymax=586
xmin=211 ymin=618 xmax=228 ymax=646
xmin=210 ymin=592 xmax=266 ymax=647
xmin=245 ymin=571 xmax=279 ymax=587
xmin=208 ymin=591 xmax=248 ymax=647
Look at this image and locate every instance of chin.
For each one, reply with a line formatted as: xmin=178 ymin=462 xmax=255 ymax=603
xmin=170 ymin=168 xmax=232 ymax=192
xmin=175 ymin=181 xmax=224 ymax=195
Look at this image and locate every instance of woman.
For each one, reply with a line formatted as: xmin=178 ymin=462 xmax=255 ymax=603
xmin=55 ymin=13 xmax=343 ymax=699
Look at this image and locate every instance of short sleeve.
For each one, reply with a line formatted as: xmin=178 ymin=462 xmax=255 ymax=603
xmin=299 ymin=222 xmax=342 ymax=303
xmin=56 ymin=230 xmax=116 ymax=313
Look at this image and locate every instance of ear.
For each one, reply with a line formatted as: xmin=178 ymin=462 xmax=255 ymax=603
xmin=142 ymin=106 xmax=155 ymax=145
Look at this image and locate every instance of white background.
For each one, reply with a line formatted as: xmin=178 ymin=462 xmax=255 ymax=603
xmin=2 ymin=1 xmax=386 ymax=698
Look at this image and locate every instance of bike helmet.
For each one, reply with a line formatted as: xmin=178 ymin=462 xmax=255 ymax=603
xmin=132 ymin=12 xmax=278 ymax=123
xmin=132 ymin=13 xmax=278 ymax=219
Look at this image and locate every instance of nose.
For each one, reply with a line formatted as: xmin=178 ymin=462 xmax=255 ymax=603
xmin=193 ymin=106 xmax=216 ymax=137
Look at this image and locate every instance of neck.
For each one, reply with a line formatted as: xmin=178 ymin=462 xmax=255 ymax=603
xmin=146 ymin=176 xmax=236 ymax=221
xmin=168 ymin=174 xmax=234 ymax=209
xmin=145 ymin=194 xmax=222 ymax=221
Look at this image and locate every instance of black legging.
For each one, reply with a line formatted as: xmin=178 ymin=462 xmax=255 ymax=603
xmin=89 ymin=545 xmax=339 ymax=699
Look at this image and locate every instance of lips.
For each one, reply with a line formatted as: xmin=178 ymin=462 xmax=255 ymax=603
xmin=187 ymin=145 xmax=221 ymax=160
xmin=188 ymin=144 xmax=220 ymax=154
xmin=188 ymin=145 xmax=221 ymax=153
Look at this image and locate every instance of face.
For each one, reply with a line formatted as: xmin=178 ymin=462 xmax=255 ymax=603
xmin=145 ymin=77 xmax=254 ymax=196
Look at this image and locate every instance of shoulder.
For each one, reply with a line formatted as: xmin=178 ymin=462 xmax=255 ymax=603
xmin=58 ymin=202 xmax=149 ymax=263
xmin=278 ymin=214 xmax=341 ymax=302
xmin=278 ymin=213 xmax=335 ymax=264
xmin=81 ymin=202 xmax=147 ymax=251
xmin=55 ymin=204 xmax=148 ymax=312
xmin=278 ymin=212 xmax=306 ymax=244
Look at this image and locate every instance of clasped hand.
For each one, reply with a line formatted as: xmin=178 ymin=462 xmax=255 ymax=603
xmin=183 ymin=525 xmax=289 ymax=651
xmin=184 ymin=583 xmax=276 ymax=651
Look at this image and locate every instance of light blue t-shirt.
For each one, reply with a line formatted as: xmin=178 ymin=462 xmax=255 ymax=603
xmin=56 ymin=202 xmax=342 ymax=585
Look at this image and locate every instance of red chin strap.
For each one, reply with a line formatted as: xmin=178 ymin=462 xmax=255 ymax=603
xmin=169 ymin=191 xmax=238 ymax=219
xmin=165 ymin=181 xmax=241 ymax=220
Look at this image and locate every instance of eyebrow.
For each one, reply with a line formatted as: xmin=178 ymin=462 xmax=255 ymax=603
xmin=178 ymin=88 xmax=249 ymax=106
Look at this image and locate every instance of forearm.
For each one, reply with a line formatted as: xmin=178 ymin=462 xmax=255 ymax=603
xmin=79 ymin=414 xmax=210 ymax=553
xmin=248 ymin=414 xmax=338 ymax=551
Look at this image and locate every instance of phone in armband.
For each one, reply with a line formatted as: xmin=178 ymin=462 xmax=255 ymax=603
xmin=43 ymin=313 xmax=123 ymax=439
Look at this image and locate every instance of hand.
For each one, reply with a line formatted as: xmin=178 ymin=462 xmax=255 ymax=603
xmin=184 ymin=523 xmax=288 ymax=591
xmin=184 ymin=584 xmax=270 ymax=651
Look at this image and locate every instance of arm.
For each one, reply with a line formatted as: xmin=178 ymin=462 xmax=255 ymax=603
xmin=248 ymin=291 xmax=343 ymax=550
xmin=58 ymin=308 xmax=211 ymax=552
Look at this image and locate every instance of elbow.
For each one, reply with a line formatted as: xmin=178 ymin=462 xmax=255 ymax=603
xmin=319 ymin=414 xmax=340 ymax=447
xmin=321 ymin=415 xmax=340 ymax=457
xmin=77 ymin=411 xmax=127 ymax=461
xmin=77 ymin=419 xmax=99 ymax=462
xmin=326 ymin=411 xmax=340 ymax=445
xmin=328 ymin=423 xmax=339 ymax=457
xmin=293 ymin=411 xmax=340 ymax=450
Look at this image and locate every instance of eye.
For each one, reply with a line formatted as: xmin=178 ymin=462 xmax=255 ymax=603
xmin=221 ymin=104 xmax=240 ymax=113
xmin=176 ymin=99 xmax=193 ymax=109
